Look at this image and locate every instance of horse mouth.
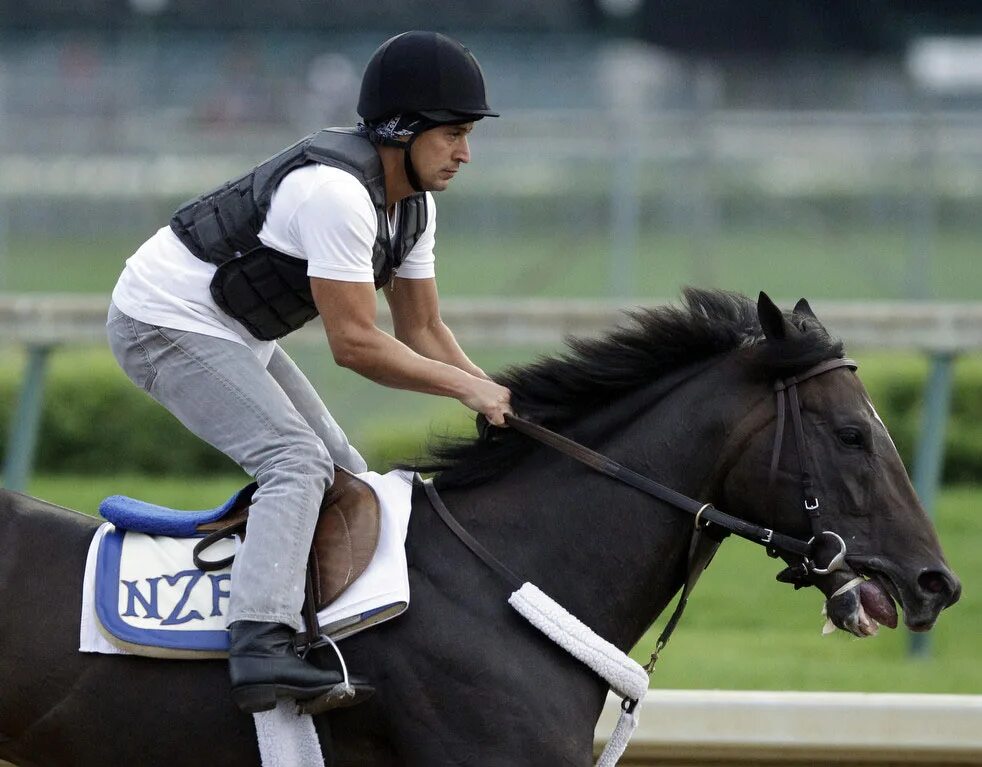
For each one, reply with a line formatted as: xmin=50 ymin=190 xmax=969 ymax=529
xmin=857 ymin=571 xmax=901 ymax=631
xmin=824 ymin=568 xmax=900 ymax=638
xmin=848 ymin=559 xmax=948 ymax=634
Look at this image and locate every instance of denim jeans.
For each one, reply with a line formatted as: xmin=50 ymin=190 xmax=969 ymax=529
xmin=106 ymin=303 xmax=367 ymax=630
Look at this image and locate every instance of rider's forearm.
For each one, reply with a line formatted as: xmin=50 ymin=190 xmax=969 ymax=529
xmin=398 ymin=320 xmax=489 ymax=380
xmin=329 ymin=325 xmax=479 ymax=397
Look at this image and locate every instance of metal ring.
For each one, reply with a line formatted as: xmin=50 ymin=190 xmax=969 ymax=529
xmin=694 ymin=503 xmax=711 ymax=530
xmin=807 ymin=530 xmax=847 ymax=575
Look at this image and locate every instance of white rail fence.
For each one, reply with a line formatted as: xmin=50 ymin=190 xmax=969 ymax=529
xmin=2 ymin=294 xmax=982 ymax=348
xmin=594 ymin=690 xmax=982 ymax=765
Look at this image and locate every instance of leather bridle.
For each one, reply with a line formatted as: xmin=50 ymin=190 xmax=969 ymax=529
xmin=423 ymin=355 xmax=859 ymax=673
xmin=766 ymin=357 xmax=857 ymax=575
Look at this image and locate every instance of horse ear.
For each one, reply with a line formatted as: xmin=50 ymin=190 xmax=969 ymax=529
xmin=793 ymin=298 xmax=818 ymax=320
xmin=757 ymin=291 xmax=789 ymax=340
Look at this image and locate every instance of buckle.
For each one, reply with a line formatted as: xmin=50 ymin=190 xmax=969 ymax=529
xmin=761 ymin=528 xmax=774 ymax=544
xmin=804 ymin=497 xmax=820 ymax=512
xmin=694 ymin=503 xmax=712 ymax=530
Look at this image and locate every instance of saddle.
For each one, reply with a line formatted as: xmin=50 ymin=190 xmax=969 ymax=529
xmin=99 ymin=466 xmax=381 ymax=644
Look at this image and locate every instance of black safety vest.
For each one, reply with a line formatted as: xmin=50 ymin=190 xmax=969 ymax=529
xmin=170 ymin=128 xmax=428 ymax=341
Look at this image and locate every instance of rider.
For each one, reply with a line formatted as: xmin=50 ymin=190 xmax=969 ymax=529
xmin=106 ymin=30 xmax=513 ymax=713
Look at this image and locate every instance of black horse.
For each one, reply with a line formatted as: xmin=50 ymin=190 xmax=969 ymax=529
xmin=0 ymin=290 xmax=960 ymax=767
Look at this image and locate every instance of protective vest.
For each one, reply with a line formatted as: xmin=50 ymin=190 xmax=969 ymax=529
xmin=170 ymin=128 xmax=428 ymax=341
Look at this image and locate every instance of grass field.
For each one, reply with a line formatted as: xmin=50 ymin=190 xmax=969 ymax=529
xmin=1 ymin=224 xmax=981 ymax=300
xmin=25 ymin=475 xmax=981 ymax=695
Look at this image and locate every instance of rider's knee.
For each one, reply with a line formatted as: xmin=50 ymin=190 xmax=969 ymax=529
xmin=256 ymin=431 xmax=335 ymax=486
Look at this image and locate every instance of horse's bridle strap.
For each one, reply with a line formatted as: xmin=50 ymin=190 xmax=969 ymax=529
xmin=504 ymin=414 xmax=814 ymax=558
xmin=768 ymin=358 xmax=858 ymax=532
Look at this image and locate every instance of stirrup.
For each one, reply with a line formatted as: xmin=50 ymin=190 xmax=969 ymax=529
xmin=294 ymin=632 xmax=374 ymax=714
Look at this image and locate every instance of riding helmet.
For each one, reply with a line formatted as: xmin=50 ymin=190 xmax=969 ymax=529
xmin=358 ymin=31 xmax=499 ymax=125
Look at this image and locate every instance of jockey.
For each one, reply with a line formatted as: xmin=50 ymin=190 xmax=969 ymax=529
xmin=106 ymin=31 xmax=513 ymax=713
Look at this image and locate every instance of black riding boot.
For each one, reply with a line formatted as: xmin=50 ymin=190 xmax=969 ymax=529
xmin=228 ymin=621 xmax=373 ymax=713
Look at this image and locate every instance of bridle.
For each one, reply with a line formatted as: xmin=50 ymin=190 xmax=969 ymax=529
xmin=766 ymin=357 xmax=857 ymax=577
xmin=422 ymin=355 xmax=859 ymax=673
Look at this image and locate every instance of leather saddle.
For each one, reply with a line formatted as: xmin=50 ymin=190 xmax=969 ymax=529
xmin=194 ymin=467 xmax=380 ymax=613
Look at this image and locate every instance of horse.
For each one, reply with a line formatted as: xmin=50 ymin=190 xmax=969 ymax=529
xmin=0 ymin=289 xmax=960 ymax=767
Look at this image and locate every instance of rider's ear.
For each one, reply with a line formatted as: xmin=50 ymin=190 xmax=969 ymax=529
xmin=757 ymin=291 xmax=790 ymax=341
xmin=793 ymin=298 xmax=817 ymax=320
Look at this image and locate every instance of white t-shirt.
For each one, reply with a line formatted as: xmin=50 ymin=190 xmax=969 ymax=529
xmin=111 ymin=164 xmax=437 ymax=364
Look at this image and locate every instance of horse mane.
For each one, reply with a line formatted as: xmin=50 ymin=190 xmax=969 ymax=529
xmin=416 ymin=288 xmax=844 ymax=489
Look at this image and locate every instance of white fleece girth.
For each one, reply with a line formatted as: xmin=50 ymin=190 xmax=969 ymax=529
xmin=253 ymin=703 xmax=325 ymax=767
xmin=508 ymin=582 xmax=649 ymax=767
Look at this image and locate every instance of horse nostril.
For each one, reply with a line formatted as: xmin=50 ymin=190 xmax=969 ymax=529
xmin=918 ymin=569 xmax=960 ymax=604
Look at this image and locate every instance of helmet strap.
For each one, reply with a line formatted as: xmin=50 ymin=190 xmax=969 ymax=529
xmin=362 ymin=115 xmax=432 ymax=193
xmin=402 ymin=135 xmax=424 ymax=193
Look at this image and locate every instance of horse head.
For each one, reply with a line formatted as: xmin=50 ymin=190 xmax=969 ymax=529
xmin=718 ymin=292 xmax=960 ymax=637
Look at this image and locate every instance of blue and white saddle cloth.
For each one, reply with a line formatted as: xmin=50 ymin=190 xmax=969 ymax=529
xmin=80 ymin=469 xmax=414 ymax=659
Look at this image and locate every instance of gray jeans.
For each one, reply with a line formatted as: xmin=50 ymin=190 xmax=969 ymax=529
xmin=106 ymin=303 xmax=367 ymax=630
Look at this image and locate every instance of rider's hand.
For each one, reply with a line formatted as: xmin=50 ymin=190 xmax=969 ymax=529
xmin=459 ymin=377 xmax=513 ymax=427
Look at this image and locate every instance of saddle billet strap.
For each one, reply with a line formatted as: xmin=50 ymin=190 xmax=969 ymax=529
xmin=504 ymin=415 xmax=813 ymax=558
xmin=297 ymin=557 xmax=324 ymax=652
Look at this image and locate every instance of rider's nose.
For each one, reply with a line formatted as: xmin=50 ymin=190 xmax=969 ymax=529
xmin=456 ymin=136 xmax=471 ymax=164
xmin=917 ymin=567 xmax=961 ymax=607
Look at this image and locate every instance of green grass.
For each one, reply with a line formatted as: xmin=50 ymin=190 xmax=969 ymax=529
xmin=23 ymin=475 xmax=982 ymax=694
xmin=2 ymin=224 xmax=981 ymax=299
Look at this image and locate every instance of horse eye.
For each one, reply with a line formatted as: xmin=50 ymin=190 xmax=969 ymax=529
xmin=837 ymin=427 xmax=865 ymax=448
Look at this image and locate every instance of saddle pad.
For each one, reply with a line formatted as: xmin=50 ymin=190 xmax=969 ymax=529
xmin=80 ymin=469 xmax=414 ymax=659
xmin=94 ymin=527 xmax=236 ymax=657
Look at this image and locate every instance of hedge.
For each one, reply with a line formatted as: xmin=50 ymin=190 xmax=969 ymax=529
xmin=0 ymin=349 xmax=981 ymax=482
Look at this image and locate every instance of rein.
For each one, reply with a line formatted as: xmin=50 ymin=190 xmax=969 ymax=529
xmin=504 ymin=356 xmax=857 ymax=568
xmin=422 ymin=356 xmax=859 ymax=666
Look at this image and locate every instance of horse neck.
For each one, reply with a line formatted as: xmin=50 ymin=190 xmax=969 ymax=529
xmin=441 ymin=357 xmax=751 ymax=652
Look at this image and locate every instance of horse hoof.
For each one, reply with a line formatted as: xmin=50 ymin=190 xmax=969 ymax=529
xmin=296 ymin=683 xmax=375 ymax=715
xmin=231 ymin=684 xmax=279 ymax=713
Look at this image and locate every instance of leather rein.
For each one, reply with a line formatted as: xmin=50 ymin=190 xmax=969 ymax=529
xmin=422 ymin=356 xmax=858 ymax=673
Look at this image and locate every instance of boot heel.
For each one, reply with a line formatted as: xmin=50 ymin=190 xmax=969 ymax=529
xmin=231 ymin=684 xmax=278 ymax=713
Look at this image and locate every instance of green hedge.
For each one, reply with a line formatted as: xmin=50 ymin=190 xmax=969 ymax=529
xmin=1 ymin=349 xmax=981 ymax=482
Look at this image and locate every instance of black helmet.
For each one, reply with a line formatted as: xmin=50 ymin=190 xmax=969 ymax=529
xmin=358 ymin=31 xmax=499 ymax=124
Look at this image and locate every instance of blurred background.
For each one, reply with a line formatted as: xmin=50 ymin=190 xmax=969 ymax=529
xmin=2 ymin=1 xmax=982 ymax=302
xmin=0 ymin=1 xmax=980 ymax=697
